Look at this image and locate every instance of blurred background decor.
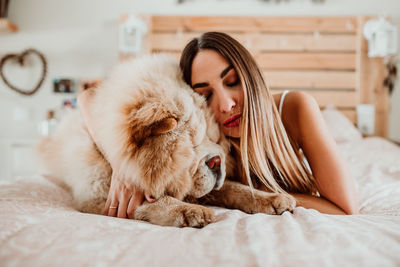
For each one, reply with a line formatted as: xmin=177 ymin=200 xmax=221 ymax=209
xmin=0 ymin=0 xmax=9 ymax=18
xmin=363 ymin=17 xmax=398 ymax=58
xmin=0 ymin=48 xmax=47 ymax=96
xmin=0 ymin=0 xmax=17 ymax=32
xmin=384 ymin=56 xmax=398 ymax=95
xmin=53 ymin=78 xmax=76 ymax=93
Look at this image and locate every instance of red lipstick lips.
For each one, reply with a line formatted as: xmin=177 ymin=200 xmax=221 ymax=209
xmin=223 ymin=114 xmax=241 ymax=128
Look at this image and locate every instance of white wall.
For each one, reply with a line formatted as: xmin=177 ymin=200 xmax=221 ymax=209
xmin=1 ymin=0 xmax=399 ymax=179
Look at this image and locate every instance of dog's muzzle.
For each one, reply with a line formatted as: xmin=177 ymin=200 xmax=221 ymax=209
xmin=206 ymin=155 xmax=225 ymax=189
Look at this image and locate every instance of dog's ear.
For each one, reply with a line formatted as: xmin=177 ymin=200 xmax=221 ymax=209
xmin=122 ymin=99 xmax=179 ymax=147
xmin=130 ymin=116 xmax=177 ymax=147
xmin=151 ymin=117 xmax=177 ymax=135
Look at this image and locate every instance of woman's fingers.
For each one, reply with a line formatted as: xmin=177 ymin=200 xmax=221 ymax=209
xmin=117 ymin=191 xmax=130 ymax=218
xmin=104 ymin=198 xmax=111 ymax=215
xmin=127 ymin=191 xmax=145 ymax=219
xmin=144 ymin=192 xmax=156 ymax=203
xmin=104 ymin=171 xmax=120 ymax=217
xmin=104 ymin=185 xmax=119 ymax=217
xmin=104 ymin=193 xmax=116 ymax=216
xmin=104 ymin=171 xmax=146 ymax=219
xmin=108 ymin=200 xmax=119 ymax=217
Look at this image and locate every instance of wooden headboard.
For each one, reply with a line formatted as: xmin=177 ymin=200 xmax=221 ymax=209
xmin=120 ymin=15 xmax=389 ymax=138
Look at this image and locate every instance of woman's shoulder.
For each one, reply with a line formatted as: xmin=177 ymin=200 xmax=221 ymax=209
xmin=273 ymin=90 xmax=314 ymax=112
xmin=273 ymin=91 xmax=320 ymax=146
xmin=282 ymin=91 xmax=318 ymax=112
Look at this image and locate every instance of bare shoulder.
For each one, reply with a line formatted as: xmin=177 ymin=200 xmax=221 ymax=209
xmin=274 ymin=91 xmax=320 ymax=147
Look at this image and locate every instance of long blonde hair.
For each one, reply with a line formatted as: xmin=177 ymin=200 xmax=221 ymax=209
xmin=180 ymin=32 xmax=317 ymax=195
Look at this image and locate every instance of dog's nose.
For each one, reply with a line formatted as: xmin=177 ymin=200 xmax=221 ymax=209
xmin=206 ymin=156 xmax=221 ymax=172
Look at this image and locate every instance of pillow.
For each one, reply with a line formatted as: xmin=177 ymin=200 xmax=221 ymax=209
xmin=321 ymin=105 xmax=362 ymax=143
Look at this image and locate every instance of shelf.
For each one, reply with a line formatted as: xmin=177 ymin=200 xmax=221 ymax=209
xmin=0 ymin=18 xmax=18 ymax=33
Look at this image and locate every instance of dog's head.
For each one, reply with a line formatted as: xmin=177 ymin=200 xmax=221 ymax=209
xmin=96 ymin=54 xmax=229 ymax=200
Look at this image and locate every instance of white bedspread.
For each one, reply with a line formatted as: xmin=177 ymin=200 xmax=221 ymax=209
xmin=1 ymin=136 xmax=400 ymax=267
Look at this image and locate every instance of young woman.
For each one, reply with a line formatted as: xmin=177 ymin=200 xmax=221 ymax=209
xmin=78 ymin=32 xmax=359 ymax=218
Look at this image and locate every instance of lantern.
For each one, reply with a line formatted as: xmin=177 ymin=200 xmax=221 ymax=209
xmin=363 ymin=17 xmax=398 ymax=58
xmin=118 ymin=15 xmax=148 ymax=55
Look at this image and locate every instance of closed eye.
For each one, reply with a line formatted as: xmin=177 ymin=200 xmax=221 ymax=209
xmin=226 ymin=79 xmax=240 ymax=87
xmin=205 ymin=92 xmax=213 ymax=101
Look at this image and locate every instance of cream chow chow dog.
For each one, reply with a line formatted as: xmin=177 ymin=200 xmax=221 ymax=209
xmin=38 ymin=54 xmax=295 ymax=228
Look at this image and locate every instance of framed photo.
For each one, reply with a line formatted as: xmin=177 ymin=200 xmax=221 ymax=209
xmin=62 ymin=98 xmax=77 ymax=109
xmin=53 ymin=78 xmax=76 ymax=93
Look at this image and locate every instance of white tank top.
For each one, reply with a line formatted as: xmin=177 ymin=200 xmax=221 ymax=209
xmin=278 ymin=90 xmax=291 ymax=116
xmin=278 ymin=90 xmax=312 ymax=174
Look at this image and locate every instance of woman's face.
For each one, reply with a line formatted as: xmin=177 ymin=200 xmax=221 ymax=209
xmin=190 ymin=49 xmax=244 ymax=138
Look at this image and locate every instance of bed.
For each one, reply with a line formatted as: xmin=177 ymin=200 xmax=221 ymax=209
xmin=1 ymin=16 xmax=399 ymax=266
xmin=1 ymin=107 xmax=399 ymax=266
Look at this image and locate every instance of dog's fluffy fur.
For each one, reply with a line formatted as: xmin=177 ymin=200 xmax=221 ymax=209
xmin=38 ymin=54 xmax=295 ymax=228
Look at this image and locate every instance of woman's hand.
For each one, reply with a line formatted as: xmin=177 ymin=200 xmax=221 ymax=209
xmin=78 ymin=88 xmax=156 ymax=218
xmin=78 ymin=89 xmax=149 ymax=219
xmin=104 ymin=170 xmax=145 ymax=219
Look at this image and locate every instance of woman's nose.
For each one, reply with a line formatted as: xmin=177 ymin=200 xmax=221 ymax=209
xmin=217 ymin=89 xmax=236 ymax=113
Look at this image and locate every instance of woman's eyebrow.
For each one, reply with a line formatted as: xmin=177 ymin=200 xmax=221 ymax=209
xmin=192 ymin=82 xmax=209 ymax=89
xmin=192 ymin=65 xmax=234 ymax=89
xmin=220 ymin=65 xmax=234 ymax=78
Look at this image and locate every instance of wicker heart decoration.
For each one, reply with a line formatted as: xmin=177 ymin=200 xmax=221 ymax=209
xmin=0 ymin=49 xmax=47 ymax=96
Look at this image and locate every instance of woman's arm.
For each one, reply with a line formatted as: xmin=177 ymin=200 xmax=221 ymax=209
xmin=290 ymin=193 xmax=346 ymax=215
xmin=77 ymin=89 xmax=146 ymax=218
xmin=281 ymin=91 xmax=359 ymax=215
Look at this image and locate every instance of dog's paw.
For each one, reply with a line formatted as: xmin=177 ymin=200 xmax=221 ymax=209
xmin=134 ymin=198 xmax=215 ymax=228
xmin=173 ymin=204 xmax=215 ymax=228
xmin=269 ymin=194 xmax=296 ymax=215
xmin=252 ymin=192 xmax=296 ymax=215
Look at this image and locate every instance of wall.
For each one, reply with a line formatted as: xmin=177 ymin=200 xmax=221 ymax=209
xmin=0 ymin=0 xmax=399 ymax=179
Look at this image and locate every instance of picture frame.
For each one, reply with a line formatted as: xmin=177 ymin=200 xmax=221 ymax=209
xmin=53 ymin=78 xmax=76 ymax=93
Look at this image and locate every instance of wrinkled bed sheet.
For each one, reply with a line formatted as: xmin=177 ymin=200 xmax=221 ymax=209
xmin=1 ymin=136 xmax=399 ymax=267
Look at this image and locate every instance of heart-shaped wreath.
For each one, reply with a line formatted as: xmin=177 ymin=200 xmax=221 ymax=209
xmin=0 ymin=48 xmax=47 ymax=96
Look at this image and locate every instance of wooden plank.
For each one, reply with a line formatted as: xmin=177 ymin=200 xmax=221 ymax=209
xmin=141 ymin=15 xmax=153 ymax=54
xmin=151 ymin=32 xmax=199 ymax=51
xmin=242 ymin=34 xmax=357 ymax=52
xmin=256 ymin=53 xmax=356 ymax=70
xmin=264 ymin=70 xmax=356 ymax=89
xmin=355 ymin=17 xmax=364 ymax=107
xmin=149 ymin=51 xmax=356 ymax=71
xmin=151 ymin=16 xmax=358 ymax=33
xmin=375 ymin=83 xmax=390 ymax=137
xmin=150 ymin=32 xmax=357 ymax=52
xmin=270 ymin=89 xmax=357 ymax=108
xmin=355 ymin=16 xmax=388 ymax=137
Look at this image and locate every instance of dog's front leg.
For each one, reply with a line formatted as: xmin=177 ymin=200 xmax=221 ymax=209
xmin=198 ymin=180 xmax=296 ymax=215
xmin=134 ymin=196 xmax=214 ymax=228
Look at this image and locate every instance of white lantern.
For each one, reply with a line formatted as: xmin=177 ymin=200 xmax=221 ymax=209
xmin=118 ymin=15 xmax=148 ymax=54
xmin=363 ymin=17 xmax=398 ymax=58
